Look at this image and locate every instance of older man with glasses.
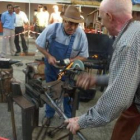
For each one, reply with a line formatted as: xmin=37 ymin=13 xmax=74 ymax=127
xmin=36 ymin=5 xmax=89 ymax=126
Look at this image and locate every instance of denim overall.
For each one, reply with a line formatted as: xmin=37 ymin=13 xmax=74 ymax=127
xmin=45 ymin=23 xmax=75 ymax=118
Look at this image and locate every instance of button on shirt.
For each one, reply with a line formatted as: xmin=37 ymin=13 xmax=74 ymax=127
xmin=15 ymin=11 xmax=28 ymax=27
xmin=78 ymin=21 xmax=140 ymax=128
xmin=1 ymin=11 xmax=16 ymax=29
xmin=35 ymin=23 xmax=89 ymax=58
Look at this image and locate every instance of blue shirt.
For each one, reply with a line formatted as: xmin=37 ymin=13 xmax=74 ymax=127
xmin=35 ymin=23 xmax=89 ymax=58
xmin=1 ymin=11 xmax=16 ymax=30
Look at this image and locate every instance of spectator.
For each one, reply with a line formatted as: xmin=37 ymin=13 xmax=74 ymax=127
xmin=36 ymin=5 xmax=89 ymax=126
xmin=65 ymin=0 xmax=140 ymax=140
xmin=49 ymin=5 xmax=62 ymax=24
xmin=34 ymin=4 xmax=49 ymax=38
xmin=1 ymin=4 xmax=16 ymax=57
xmin=14 ymin=5 xmax=29 ymax=56
xmin=43 ymin=6 xmax=49 ymax=27
xmin=95 ymin=16 xmax=102 ymax=33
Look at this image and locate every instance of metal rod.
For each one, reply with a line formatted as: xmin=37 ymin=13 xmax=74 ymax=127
xmin=35 ymin=118 xmax=49 ymax=140
xmin=57 ymin=133 xmax=70 ymax=140
xmin=47 ymin=123 xmax=66 ymax=137
xmin=44 ymin=92 xmax=87 ymax=140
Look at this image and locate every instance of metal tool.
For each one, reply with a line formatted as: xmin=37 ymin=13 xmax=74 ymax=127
xmin=42 ymin=91 xmax=87 ymax=140
xmin=72 ymin=60 xmax=85 ymax=71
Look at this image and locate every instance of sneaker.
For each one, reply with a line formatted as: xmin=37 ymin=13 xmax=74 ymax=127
xmin=42 ymin=117 xmax=52 ymax=126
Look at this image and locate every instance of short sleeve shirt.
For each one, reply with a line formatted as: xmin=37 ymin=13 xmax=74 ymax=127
xmin=35 ymin=23 xmax=89 ymax=58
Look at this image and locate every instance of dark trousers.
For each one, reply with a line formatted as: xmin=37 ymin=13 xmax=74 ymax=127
xmin=34 ymin=25 xmax=45 ymax=38
xmin=14 ymin=27 xmax=28 ymax=53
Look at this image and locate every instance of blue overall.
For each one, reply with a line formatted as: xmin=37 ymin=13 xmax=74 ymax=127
xmin=45 ymin=23 xmax=75 ymax=118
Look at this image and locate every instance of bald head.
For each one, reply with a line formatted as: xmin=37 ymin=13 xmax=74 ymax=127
xmin=98 ymin=0 xmax=133 ymax=36
xmin=100 ymin=0 xmax=132 ymax=17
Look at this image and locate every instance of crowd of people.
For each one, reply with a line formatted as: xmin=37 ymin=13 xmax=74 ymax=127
xmin=0 ymin=4 xmax=63 ymax=57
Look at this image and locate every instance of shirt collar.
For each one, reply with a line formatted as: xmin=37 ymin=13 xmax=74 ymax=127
xmin=112 ymin=19 xmax=133 ymax=49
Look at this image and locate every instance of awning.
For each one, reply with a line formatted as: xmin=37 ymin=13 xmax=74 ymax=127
xmin=1 ymin=0 xmax=71 ymax=4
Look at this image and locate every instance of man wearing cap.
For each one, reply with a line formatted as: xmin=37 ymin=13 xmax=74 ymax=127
xmin=36 ymin=5 xmax=89 ymax=125
xmin=14 ymin=5 xmax=29 ymax=56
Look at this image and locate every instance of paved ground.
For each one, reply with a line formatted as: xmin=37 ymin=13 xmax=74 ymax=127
xmin=0 ymin=35 xmax=116 ymax=140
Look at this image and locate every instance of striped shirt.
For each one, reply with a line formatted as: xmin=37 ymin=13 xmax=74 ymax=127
xmin=78 ymin=20 xmax=140 ymax=128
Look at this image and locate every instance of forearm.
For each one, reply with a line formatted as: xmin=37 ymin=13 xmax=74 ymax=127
xmin=70 ymin=56 xmax=87 ymax=62
xmin=36 ymin=44 xmax=51 ymax=58
xmin=95 ymin=75 xmax=109 ymax=86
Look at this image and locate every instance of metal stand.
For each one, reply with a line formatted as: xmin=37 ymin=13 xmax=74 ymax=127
xmin=13 ymin=96 xmax=35 ymax=140
xmin=69 ymin=89 xmax=79 ymax=140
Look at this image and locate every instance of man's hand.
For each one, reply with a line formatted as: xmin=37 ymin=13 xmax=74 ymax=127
xmin=65 ymin=117 xmax=80 ymax=134
xmin=76 ymin=72 xmax=97 ymax=90
xmin=47 ymin=55 xmax=56 ymax=65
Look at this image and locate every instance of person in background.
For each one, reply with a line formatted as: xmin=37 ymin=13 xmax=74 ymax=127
xmin=36 ymin=5 xmax=89 ymax=126
xmin=14 ymin=5 xmax=29 ymax=56
xmin=79 ymin=15 xmax=85 ymax=30
xmin=33 ymin=9 xmax=37 ymax=16
xmin=78 ymin=8 xmax=85 ymax=30
xmin=49 ymin=5 xmax=62 ymax=24
xmin=0 ymin=4 xmax=16 ymax=58
xmin=95 ymin=16 xmax=102 ymax=33
xmin=65 ymin=0 xmax=140 ymax=140
xmin=34 ymin=4 xmax=49 ymax=38
xmin=43 ymin=6 xmax=49 ymax=27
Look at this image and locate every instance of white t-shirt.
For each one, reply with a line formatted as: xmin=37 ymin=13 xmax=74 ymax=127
xmin=15 ymin=11 xmax=28 ymax=27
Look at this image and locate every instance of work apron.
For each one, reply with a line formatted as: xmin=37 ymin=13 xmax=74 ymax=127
xmin=111 ymin=103 xmax=140 ymax=140
xmin=44 ymin=23 xmax=75 ymax=118
xmin=45 ymin=23 xmax=75 ymax=82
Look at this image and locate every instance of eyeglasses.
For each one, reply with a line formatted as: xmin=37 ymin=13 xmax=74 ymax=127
xmin=38 ymin=7 xmax=42 ymax=8
xmin=65 ymin=21 xmax=79 ymax=26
